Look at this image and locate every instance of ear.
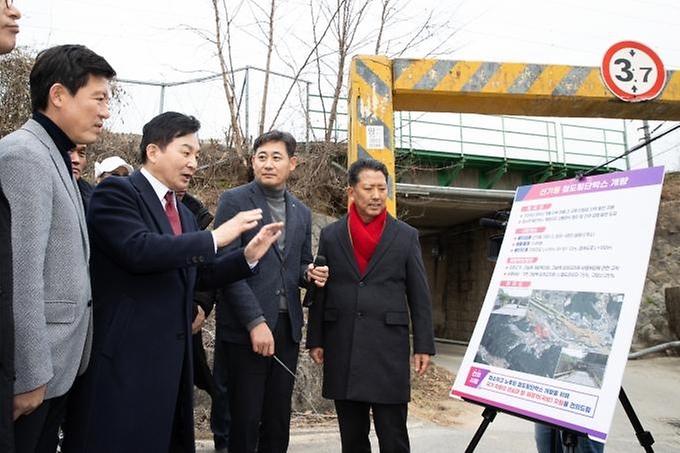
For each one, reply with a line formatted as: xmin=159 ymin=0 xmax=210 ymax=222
xmin=347 ymin=186 xmax=354 ymax=203
xmin=146 ymin=143 xmax=160 ymax=164
xmin=289 ymin=155 xmax=298 ymax=171
xmin=49 ymin=83 xmax=68 ymax=108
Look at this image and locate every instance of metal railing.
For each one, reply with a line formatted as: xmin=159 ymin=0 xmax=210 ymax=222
xmin=308 ymin=94 xmax=627 ymax=169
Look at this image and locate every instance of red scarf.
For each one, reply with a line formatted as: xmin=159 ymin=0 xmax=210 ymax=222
xmin=348 ymin=203 xmax=387 ymax=275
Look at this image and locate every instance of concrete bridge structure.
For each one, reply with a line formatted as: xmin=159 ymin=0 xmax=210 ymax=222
xmin=345 ymin=55 xmax=680 ymax=341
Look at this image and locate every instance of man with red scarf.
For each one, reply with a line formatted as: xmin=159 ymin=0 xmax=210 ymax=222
xmin=307 ymin=158 xmax=435 ymax=453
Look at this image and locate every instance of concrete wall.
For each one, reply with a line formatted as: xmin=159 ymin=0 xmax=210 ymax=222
xmin=420 ymin=222 xmax=498 ymax=342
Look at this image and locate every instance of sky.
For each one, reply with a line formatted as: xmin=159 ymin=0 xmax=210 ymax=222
xmin=10 ymin=0 xmax=680 ymax=171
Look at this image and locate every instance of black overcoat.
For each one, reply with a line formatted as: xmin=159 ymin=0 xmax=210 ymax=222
xmin=306 ymin=214 xmax=436 ymax=404
xmin=64 ymin=171 xmax=253 ymax=452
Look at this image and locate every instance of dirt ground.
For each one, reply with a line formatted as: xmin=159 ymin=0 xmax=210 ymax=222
xmin=407 ymin=362 xmax=479 ymax=428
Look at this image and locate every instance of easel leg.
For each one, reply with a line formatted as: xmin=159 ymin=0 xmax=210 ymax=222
xmin=464 ymin=407 xmax=497 ymax=453
xmin=619 ymin=387 xmax=655 ymax=452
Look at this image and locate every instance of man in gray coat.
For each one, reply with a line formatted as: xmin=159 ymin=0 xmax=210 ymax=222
xmin=0 ymin=44 xmax=115 ymax=452
xmin=307 ymin=158 xmax=435 ymax=453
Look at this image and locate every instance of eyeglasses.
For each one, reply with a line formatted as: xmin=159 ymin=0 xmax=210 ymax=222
xmin=4 ymin=0 xmax=14 ymax=8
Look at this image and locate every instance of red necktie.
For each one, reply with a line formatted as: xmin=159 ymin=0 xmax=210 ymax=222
xmin=164 ymin=191 xmax=182 ymax=235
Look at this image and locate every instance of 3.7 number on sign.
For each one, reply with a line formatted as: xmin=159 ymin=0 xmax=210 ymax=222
xmin=601 ymin=41 xmax=666 ymax=102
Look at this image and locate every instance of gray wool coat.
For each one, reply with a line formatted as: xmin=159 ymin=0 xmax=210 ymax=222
xmin=0 ymin=119 xmax=92 ymax=399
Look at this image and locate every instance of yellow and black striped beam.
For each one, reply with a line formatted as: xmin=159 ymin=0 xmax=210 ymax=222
xmin=347 ymin=56 xmax=680 ymax=215
xmin=348 ymin=55 xmax=397 ymax=214
xmin=392 ymin=58 xmax=680 ymax=120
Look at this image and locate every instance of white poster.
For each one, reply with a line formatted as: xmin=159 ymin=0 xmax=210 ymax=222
xmin=450 ymin=166 xmax=665 ymax=443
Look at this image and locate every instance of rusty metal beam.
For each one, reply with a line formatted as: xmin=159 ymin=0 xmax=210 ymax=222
xmin=391 ymin=59 xmax=680 ymax=120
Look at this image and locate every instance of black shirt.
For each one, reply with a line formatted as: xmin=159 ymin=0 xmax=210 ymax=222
xmin=32 ymin=111 xmax=75 ymax=175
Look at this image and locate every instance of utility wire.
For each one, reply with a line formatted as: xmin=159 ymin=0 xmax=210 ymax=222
xmin=629 ymin=140 xmax=680 ymax=169
xmin=650 ymin=121 xmax=667 ymax=135
xmin=578 ymin=123 xmax=680 ymax=178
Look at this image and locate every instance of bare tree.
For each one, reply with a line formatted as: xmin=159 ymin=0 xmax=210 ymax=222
xmin=324 ymin=0 xmax=371 ymax=142
xmin=208 ymin=0 xmax=339 ymax=148
xmin=210 ymin=0 xmax=250 ymax=167
xmin=374 ymin=0 xmax=392 ymax=54
xmin=306 ymin=0 xmax=458 ymax=143
xmin=265 ymin=2 xmax=345 ymax=133
xmin=253 ymin=0 xmax=276 ymax=137
xmin=202 ymin=0 xmax=457 ymax=151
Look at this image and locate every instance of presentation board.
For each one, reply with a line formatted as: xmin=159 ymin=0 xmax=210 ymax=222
xmin=450 ymin=166 xmax=665 ymax=443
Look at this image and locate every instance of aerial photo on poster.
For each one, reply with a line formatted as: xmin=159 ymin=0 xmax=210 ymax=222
xmin=476 ymin=288 xmax=623 ymax=389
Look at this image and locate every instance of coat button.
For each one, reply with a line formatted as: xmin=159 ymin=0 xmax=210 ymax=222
xmin=357 ymin=312 xmax=363 ymax=318
xmin=87 ymin=300 xmax=92 ymax=307
xmin=359 ymin=282 xmax=365 ymax=287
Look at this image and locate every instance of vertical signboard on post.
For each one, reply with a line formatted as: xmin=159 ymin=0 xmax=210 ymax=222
xmin=450 ymin=167 xmax=664 ymax=443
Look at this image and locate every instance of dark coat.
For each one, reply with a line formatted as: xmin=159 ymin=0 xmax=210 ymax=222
xmin=76 ymin=177 xmax=94 ymax=214
xmin=306 ymin=214 xmax=436 ymax=404
xmin=63 ymin=171 xmax=254 ymax=453
xmin=0 ymin=185 xmax=14 ymax=452
xmin=191 ymin=289 xmax=218 ymax=396
xmin=214 ymin=181 xmax=312 ymax=344
xmin=180 ymin=192 xmax=218 ymax=396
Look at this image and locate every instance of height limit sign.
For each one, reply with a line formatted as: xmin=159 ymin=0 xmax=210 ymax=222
xmin=601 ymin=41 xmax=667 ymax=102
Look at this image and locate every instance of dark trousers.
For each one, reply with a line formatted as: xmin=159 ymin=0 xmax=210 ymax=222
xmin=334 ymin=399 xmax=410 ymax=453
xmin=211 ymin=331 xmax=231 ymax=450
xmin=14 ymin=393 xmax=68 ymax=453
xmin=225 ymin=313 xmax=298 ymax=453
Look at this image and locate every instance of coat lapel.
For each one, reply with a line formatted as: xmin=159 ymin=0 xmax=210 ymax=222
xmin=249 ymin=182 xmax=283 ymax=262
xmin=131 ymin=171 xmax=190 ymax=284
xmin=336 ymin=215 xmax=360 ymax=278
xmin=179 ymin=202 xmax=194 ymax=234
xmin=281 ymin=192 xmax=297 ymax=261
xmin=361 ymin=215 xmax=398 ymax=279
xmin=130 ymin=171 xmax=174 ymax=236
xmin=248 ymin=182 xmax=273 ymax=224
xmin=26 ymin=120 xmax=90 ymax=258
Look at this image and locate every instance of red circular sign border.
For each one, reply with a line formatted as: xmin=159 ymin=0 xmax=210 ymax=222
xmin=601 ymin=40 xmax=667 ymax=102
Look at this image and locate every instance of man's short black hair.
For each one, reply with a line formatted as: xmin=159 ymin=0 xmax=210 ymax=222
xmin=348 ymin=158 xmax=389 ymax=187
xmin=30 ymin=44 xmax=116 ymax=112
xmin=139 ymin=112 xmax=201 ymax=163
xmin=252 ymin=130 xmax=297 ymax=157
